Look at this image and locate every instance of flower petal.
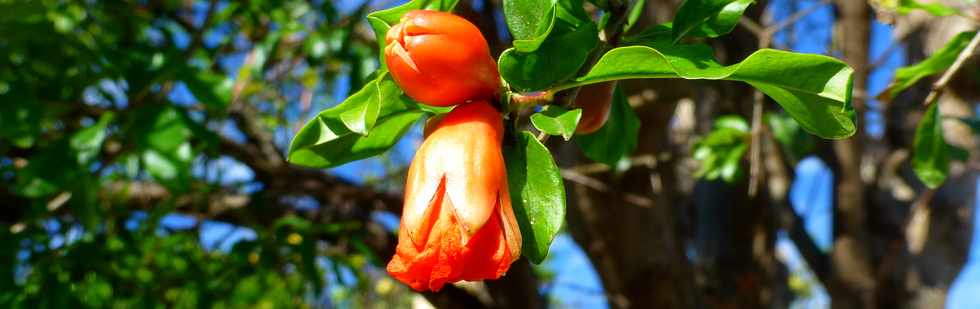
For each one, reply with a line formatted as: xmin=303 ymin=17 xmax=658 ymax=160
xmin=401 ymin=143 xmax=444 ymax=247
xmin=497 ymin=183 xmax=522 ymax=262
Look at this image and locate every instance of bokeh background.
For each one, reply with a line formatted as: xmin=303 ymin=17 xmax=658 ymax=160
xmin=2 ymin=0 xmax=980 ymax=308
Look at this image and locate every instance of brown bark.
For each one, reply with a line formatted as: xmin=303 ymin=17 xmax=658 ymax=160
xmin=828 ymin=1 xmax=878 ymax=308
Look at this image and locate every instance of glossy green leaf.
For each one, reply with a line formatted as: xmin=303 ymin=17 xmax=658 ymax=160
xmin=503 ymin=131 xmax=566 ymax=264
xmin=912 ymin=103 xmax=948 ymax=188
xmin=879 ymin=31 xmax=977 ymax=101
xmin=288 ymin=75 xmax=422 ymax=168
xmin=70 ymin=112 xmax=114 ymax=165
xmin=530 ymin=106 xmax=582 ymax=140
xmin=574 ymin=46 xmax=855 ymax=139
xmin=575 ymin=86 xmax=640 ymax=166
xmin=499 ymin=21 xmax=598 ymax=91
xmin=672 ymin=0 xmax=753 ymax=42
xmin=504 ymin=0 xmax=558 ymax=51
xmin=690 ymin=0 xmax=753 ymax=38
xmin=366 ymin=0 xmax=460 ymax=67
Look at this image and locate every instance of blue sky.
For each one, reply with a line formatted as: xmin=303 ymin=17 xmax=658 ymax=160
xmin=153 ymin=0 xmax=980 ymax=307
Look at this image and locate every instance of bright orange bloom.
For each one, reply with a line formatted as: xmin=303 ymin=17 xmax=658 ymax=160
xmin=387 ymin=101 xmax=521 ymax=292
xmin=384 ymin=10 xmax=500 ymax=106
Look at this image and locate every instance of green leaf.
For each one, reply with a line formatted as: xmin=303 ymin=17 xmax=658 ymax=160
xmin=575 ymin=46 xmax=855 ymax=139
xmin=503 ymin=131 xmax=566 ymax=264
xmin=0 ymin=90 xmax=42 ymax=148
xmin=129 ymin=105 xmax=194 ymax=190
xmin=288 ymin=75 xmax=422 ymax=168
xmin=366 ymin=0 xmax=460 ymax=67
xmin=912 ymin=103 xmax=948 ymax=189
xmin=672 ymin=0 xmax=754 ymax=42
xmin=622 ymin=0 xmax=646 ymax=34
xmin=714 ymin=114 xmax=750 ymax=132
xmin=530 ymin=106 xmax=582 ymax=140
xmin=499 ymin=21 xmax=598 ymax=91
xmin=766 ymin=112 xmax=815 ymax=162
xmin=575 ymin=86 xmax=640 ymax=166
xmin=896 ymin=0 xmax=957 ymax=16
xmin=70 ymin=112 xmax=114 ymax=165
xmin=692 ymin=116 xmax=750 ymax=182
xmin=878 ymin=31 xmax=978 ymax=101
xmin=504 ymin=0 xmax=558 ymax=51
xmin=690 ymin=0 xmax=754 ymax=38
xmin=336 ymin=76 xmax=398 ymax=135
xmin=181 ymin=70 xmax=233 ymax=110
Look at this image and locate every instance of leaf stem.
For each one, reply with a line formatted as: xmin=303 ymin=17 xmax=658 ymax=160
xmin=510 ymin=90 xmax=555 ymax=107
xmin=922 ymin=30 xmax=980 ymax=106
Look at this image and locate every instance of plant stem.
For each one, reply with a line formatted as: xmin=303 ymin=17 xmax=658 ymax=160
xmin=922 ymin=30 xmax=980 ymax=106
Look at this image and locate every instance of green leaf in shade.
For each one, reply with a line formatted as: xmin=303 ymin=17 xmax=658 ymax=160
xmin=878 ymin=31 xmax=977 ymax=101
xmin=0 ymin=89 xmax=42 ymax=148
xmin=181 ymin=70 xmax=233 ymax=110
xmin=692 ymin=115 xmax=749 ymax=182
xmin=129 ymin=105 xmax=194 ymax=191
xmin=503 ymin=131 xmax=566 ymax=264
xmin=287 ymin=75 xmax=422 ymax=168
xmin=530 ymin=106 xmax=582 ymax=140
xmin=912 ymin=103 xmax=948 ymax=189
xmin=765 ymin=112 xmax=815 ymax=162
xmin=575 ymin=86 xmax=640 ymax=166
xmin=366 ymin=0 xmax=460 ymax=67
xmin=70 ymin=112 xmax=114 ymax=165
xmin=499 ymin=21 xmax=598 ymax=91
xmin=575 ymin=46 xmax=855 ymax=139
xmin=622 ymin=0 xmax=646 ymax=34
xmin=672 ymin=0 xmax=753 ymax=42
xmin=948 ymin=143 xmax=969 ymax=162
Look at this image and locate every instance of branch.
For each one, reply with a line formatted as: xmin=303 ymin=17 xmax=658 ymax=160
xmin=922 ymin=30 xmax=980 ymax=105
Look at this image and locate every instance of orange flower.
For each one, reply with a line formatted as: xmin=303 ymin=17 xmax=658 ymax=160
xmin=387 ymin=101 xmax=521 ymax=292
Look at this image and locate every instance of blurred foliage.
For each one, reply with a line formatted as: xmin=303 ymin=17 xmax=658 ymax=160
xmin=0 ymin=0 xmax=415 ymax=307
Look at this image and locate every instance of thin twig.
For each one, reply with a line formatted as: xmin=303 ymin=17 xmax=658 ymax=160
xmin=747 ymin=17 xmax=776 ymax=197
xmin=560 ymin=169 xmax=654 ymax=207
xmin=922 ymin=30 xmax=980 ymax=106
xmin=748 ymin=91 xmax=766 ymax=197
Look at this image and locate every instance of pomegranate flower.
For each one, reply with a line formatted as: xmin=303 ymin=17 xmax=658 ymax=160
xmin=387 ymin=101 xmax=521 ymax=291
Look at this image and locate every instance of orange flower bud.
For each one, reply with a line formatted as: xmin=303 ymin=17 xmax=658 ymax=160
xmin=574 ymin=81 xmax=617 ymax=134
xmin=387 ymin=101 xmax=521 ymax=291
xmin=384 ymin=10 xmax=501 ymax=106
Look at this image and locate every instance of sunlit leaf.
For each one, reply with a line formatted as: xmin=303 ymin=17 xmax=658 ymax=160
xmin=576 ymin=45 xmax=855 ymax=139
xmin=878 ymin=31 xmax=978 ymax=101
xmin=530 ymin=106 xmax=582 ymax=140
